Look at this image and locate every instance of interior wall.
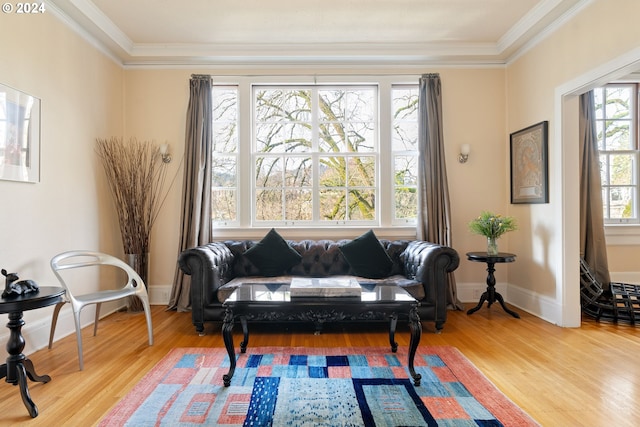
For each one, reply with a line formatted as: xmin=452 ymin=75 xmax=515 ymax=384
xmin=123 ymin=67 xmax=507 ymax=290
xmin=505 ymin=0 xmax=640 ymax=325
xmin=0 ymin=12 xmax=124 ymax=351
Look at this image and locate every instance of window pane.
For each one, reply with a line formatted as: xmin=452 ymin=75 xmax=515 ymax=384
xmin=395 ymin=188 xmax=418 ymax=219
xmin=212 ymin=86 xmax=238 ymax=223
xmin=284 ymin=156 xmax=312 ymax=186
xmin=392 ymin=85 xmax=419 ymax=224
xmin=255 ymin=156 xmax=282 ymax=187
xmin=605 ymin=87 xmax=631 ymax=120
xmin=347 ymin=156 xmax=375 ymax=186
xmin=212 ymin=190 xmax=236 ymax=221
xmin=256 ymin=122 xmax=311 ymax=153
xmin=213 ymin=88 xmax=238 ymax=122
xmin=609 ymin=154 xmax=634 ymax=185
xmin=392 ymin=88 xmax=418 ymax=121
xmin=393 ymin=122 xmax=418 ymax=151
xmin=319 ymin=123 xmax=376 ymax=152
xmin=255 ymin=89 xmax=312 ymax=122
xmin=256 ymin=189 xmax=283 ymax=220
xmin=319 ymin=88 xmax=375 ymax=122
xmin=320 ymin=189 xmax=346 ymax=220
xmin=394 ymin=155 xmax=417 ymax=186
xmin=603 ymin=120 xmax=631 ymax=150
xmin=319 ymin=156 xmax=346 ymax=187
xmin=348 ymin=189 xmax=375 ymax=220
xmin=608 ymin=187 xmax=634 ymax=219
xmin=212 ymin=156 xmax=237 ymax=187
xmin=285 ymin=189 xmax=312 ymax=221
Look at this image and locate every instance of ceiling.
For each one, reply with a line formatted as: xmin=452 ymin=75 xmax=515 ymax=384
xmin=48 ymin=0 xmax=587 ymax=67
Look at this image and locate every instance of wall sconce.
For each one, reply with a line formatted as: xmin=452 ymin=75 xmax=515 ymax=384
xmin=159 ymin=143 xmax=172 ymax=163
xmin=458 ymin=144 xmax=470 ymax=163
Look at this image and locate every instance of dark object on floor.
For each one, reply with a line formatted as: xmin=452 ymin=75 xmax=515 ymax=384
xmin=1 ymin=269 xmax=39 ymax=298
xmin=580 ymin=258 xmax=640 ymax=324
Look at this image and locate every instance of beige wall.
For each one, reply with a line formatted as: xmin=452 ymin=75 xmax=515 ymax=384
xmin=123 ymin=67 xmax=507 ymax=287
xmin=0 ymin=11 xmax=124 ymax=343
xmin=506 ymin=0 xmax=640 ymax=322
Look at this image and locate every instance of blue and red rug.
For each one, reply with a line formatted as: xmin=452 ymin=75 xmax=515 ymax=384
xmin=99 ymin=346 xmax=539 ymax=426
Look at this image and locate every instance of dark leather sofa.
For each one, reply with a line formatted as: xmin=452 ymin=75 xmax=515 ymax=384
xmin=178 ymin=238 xmax=459 ymax=334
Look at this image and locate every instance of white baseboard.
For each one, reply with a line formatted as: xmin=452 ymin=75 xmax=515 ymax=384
xmin=456 ymin=281 xmax=561 ymax=326
xmin=148 ymin=284 xmax=172 ymax=306
xmin=0 ymin=286 xmax=173 ymax=358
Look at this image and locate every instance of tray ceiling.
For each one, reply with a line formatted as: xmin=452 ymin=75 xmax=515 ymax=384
xmin=48 ymin=0 xmax=587 ymax=67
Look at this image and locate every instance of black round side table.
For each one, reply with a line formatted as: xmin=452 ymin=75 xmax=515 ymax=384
xmin=466 ymin=252 xmax=520 ymax=318
xmin=0 ymin=286 xmax=65 ymax=418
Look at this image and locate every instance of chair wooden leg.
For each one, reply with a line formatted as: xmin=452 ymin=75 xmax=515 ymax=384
xmin=48 ymin=302 xmax=66 ymax=349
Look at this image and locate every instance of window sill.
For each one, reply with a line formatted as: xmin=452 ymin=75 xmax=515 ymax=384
xmin=211 ymin=226 xmax=419 ymax=242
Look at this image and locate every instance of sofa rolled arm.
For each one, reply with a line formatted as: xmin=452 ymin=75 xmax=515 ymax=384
xmin=178 ymin=242 xmax=234 ymax=333
xmin=402 ymin=240 xmax=460 ymax=330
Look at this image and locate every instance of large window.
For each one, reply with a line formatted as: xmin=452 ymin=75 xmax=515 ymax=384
xmin=594 ymin=84 xmax=638 ymax=223
xmin=211 ymin=79 xmax=419 ymax=229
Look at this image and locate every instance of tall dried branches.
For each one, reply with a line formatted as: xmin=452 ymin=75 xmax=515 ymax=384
xmin=96 ymin=137 xmax=168 ymax=255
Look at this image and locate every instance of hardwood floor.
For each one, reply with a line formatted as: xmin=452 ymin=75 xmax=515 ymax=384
xmin=0 ymin=305 xmax=637 ymax=426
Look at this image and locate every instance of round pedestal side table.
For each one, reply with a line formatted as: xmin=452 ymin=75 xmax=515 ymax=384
xmin=466 ymin=252 xmax=520 ymax=318
xmin=0 ymin=286 xmax=65 ymax=418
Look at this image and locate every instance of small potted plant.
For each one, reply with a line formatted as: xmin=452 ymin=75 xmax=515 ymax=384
xmin=468 ymin=211 xmax=517 ymax=256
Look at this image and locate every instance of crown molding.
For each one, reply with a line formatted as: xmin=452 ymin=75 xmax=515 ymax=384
xmin=46 ymin=0 xmax=591 ymax=68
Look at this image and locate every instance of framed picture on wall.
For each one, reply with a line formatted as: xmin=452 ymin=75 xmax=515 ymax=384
xmin=510 ymin=120 xmax=548 ymax=204
xmin=0 ymin=83 xmax=41 ymax=183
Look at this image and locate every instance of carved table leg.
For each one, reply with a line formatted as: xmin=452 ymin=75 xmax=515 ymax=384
xmin=0 ymin=311 xmax=42 ymax=417
xmin=388 ymin=313 xmax=398 ymax=353
xmin=466 ymin=292 xmax=488 ymax=315
xmin=22 ymin=358 xmax=51 ymax=383
xmin=239 ymin=316 xmax=249 ymax=353
xmin=495 ymin=293 xmax=521 ymax=318
xmin=407 ymin=307 xmax=422 ymax=386
xmin=222 ymin=308 xmax=236 ymax=387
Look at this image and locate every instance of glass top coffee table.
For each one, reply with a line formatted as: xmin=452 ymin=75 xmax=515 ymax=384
xmin=221 ymin=282 xmax=422 ymax=386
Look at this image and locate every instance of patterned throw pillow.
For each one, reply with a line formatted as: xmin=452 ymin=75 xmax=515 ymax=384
xmin=244 ymin=228 xmax=302 ymax=277
xmin=339 ymin=230 xmax=393 ymax=279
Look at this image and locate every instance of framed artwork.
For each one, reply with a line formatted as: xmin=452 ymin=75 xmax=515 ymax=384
xmin=510 ymin=121 xmax=548 ymax=204
xmin=0 ymin=83 xmax=41 ymax=183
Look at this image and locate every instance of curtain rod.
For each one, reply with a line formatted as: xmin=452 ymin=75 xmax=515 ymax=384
xmin=191 ymin=72 xmax=425 ymax=78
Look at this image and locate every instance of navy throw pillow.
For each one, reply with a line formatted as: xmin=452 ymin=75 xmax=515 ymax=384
xmin=244 ymin=228 xmax=302 ymax=277
xmin=339 ymin=230 xmax=393 ymax=279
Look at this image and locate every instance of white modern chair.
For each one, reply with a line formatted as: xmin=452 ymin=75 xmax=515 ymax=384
xmin=48 ymin=250 xmax=154 ymax=370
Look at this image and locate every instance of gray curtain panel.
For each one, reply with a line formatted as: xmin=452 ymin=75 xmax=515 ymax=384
xmin=579 ymin=91 xmax=611 ymax=288
xmin=168 ymin=75 xmax=214 ymax=311
xmin=417 ymin=73 xmax=463 ymax=310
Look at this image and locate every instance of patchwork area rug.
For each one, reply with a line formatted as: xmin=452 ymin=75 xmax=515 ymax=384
xmin=99 ymin=346 xmax=539 ymax=426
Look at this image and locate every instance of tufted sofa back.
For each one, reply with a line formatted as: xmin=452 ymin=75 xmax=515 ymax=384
xmin=223 ymin=239 xmax=410 ymax=279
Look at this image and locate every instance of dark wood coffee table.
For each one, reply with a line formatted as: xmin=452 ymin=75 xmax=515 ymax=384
xmin=221 ymin=283 xmax=422 ymax=386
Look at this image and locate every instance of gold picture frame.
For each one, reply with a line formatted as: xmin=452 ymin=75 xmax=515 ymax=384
xmin=0 ymin=83 xmax=41 ymax=183
xmin=510 ymin=121 xmax=548 ymax=204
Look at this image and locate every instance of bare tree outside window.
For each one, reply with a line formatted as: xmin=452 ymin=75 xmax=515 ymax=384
xmin=594 ymin=84 xmax=638 ymax=222
xmin=211 ymin=81 xmax=419 ymax=228
xmin=211 ymin=87 xmax=238 ymax=223
xmin=254 ymin=86 xmax=377 ymax=224
xmin=392 ymin=86 xmax=419 ymax=222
